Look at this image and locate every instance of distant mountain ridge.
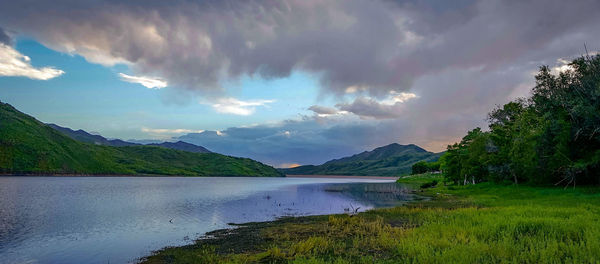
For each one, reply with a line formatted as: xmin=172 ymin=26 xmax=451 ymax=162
xmin=146 ymin=141 xmax=211 ymax=153
xmin=282 ymin=143 xmax=442 ymax=176
xmin=48 ymin=124 xmax=211 ymax=153
xmin=0 ymin=101 xmax=281 ymax=177
xmin=48 ymin=124 xmax=137 ymax=147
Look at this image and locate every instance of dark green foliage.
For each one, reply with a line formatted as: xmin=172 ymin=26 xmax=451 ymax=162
xmin=441 ymin=128 xmax=490 ymax=184
xmin=420 ymin=180 xmax=438 ymax=189
xmin=282 ymin=143 xmax=442 ymax=176
xmin=412 ymin=160 xmax=441 ymax=174
xmin=0 ymin=102 xmax=282 ymax=177
xmin=412 ymin=161 xmax=428 ymax=174
xmin=443 ymin=55 xmax=600 ymax=186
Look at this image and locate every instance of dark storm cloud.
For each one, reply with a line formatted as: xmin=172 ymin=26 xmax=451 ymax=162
xmin=336 ymin=97 xmax=403 ymax=120
xmin=308 ymin=105 xmax=339 ymax=115
xmin=174 ymin=118 xmax=401 ymax=166
xmin=0 ymin=27 xmax=11 ymax=45
xmin=0 ymin=0 xmax=409 ymax=95
xmin=0 ymin=0 xmax=598 ymax=96
xmin=2 ymin=0 xmax=600 ymax=165
xmin=5 ymin=0 xmax=596 ymax=96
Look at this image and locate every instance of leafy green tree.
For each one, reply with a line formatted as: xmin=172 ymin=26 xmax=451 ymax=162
xmin=412 ymin=161 xmax=429 ymax=174
xmin=441 ymin=144 xmax=462 ymax=184
xmin=441 ymin=128 xmax=490 ymax=185
xmin=444 ymin=55 xmax=600 ymax=186
xmin=411 ymin=160 xmax=441 ymax=175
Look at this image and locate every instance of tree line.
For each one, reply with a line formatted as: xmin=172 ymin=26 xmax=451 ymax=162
xmin=438 ymin=55 xmax=600 ymax=186
xmin=411 ymin=160 xmax=440 ymax=174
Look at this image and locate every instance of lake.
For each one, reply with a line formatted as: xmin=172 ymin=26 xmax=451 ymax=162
xmin=0 ymin=176 xmax=414 ymax=264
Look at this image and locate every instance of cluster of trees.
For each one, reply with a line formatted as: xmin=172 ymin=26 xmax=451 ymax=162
xmin=440 ymin=55 xmax=600 ymax=186
xmin=411 ymin=160 xmax=440 ymax=175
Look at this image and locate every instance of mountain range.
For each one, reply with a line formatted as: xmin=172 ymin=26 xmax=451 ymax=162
xmin=48 ymin=124 xmax=212 ymax=153
xmin=281 ymin=143 xmax=442 ymax=176
xmin=0 ymin=101 xmax=282 ymax=177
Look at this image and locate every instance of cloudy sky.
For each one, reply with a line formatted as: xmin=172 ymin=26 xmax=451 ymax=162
xmin=1 ymin=0 xmax=599 ymax=167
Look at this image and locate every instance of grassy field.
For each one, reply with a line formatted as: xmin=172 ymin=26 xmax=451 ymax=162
xmin=142 ymin=174 xmax=600 ymax=263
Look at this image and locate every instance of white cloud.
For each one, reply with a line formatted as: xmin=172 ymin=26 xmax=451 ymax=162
xmin=119 ymin=73 xmax=167 ymax=89
xmin=0 ymin=43 xmax=64 ymax=80
xmin=211 ymin=98 xmax=275 ymax=116
xmin=344 ymin=85 xmax=367 ymax=94
xmin=381 ymin=91 xmax=418 ymax=105
xmin=550 ymin=58 xmax=572 ymax=74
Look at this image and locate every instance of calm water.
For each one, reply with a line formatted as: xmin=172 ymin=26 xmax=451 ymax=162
xmin=0 ymin=177 xmax=413 ymax=264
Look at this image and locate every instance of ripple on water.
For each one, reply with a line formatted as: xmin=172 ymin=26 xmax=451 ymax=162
xmin=0 ymin=177 xmax=411 ymax=264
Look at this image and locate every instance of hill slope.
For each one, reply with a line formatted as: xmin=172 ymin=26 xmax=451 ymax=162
xmin=0 ymin=102 xmax=281 ymax=176
xmin=282 ymin=143 xmax=442 ymax=176
xmin=49 ymin=124 xmax=211 ymax=153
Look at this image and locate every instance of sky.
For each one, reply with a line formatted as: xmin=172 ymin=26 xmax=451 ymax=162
xmin=0 ymin=0 xmax=599 ymax=167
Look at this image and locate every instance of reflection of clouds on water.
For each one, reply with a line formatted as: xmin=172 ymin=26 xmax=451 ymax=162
xmin=0 ymin=177 xmax=406 ymax=264
xmin=214 ymin=182 xmax=410 ymax=224
xmin=324 ymin=182 xmax=415 ymax=208
xmin=210 ymin=209 xmax=223 ymax=227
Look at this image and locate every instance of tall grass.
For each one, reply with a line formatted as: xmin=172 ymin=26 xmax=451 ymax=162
xmin=143 ymin=175 xmax=600 ymax=263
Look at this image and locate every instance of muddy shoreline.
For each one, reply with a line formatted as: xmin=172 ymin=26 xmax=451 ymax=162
xmin=285 ymin=174 xmax=399 ymax=180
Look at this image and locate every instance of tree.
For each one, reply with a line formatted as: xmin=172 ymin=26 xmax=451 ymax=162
xmin=443 ymin=55 xmax=600 ymax=186
xmin=411 ymin=161 xmax=429 ymax=174
xmin=412 ymin=160 xmax=441 ymax=175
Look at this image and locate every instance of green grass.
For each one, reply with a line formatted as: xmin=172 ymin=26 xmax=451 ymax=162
xmin=142 ymin=174 xmax=600 ymax=263
xmin=0 ymin=101 xmax=282 ymax=177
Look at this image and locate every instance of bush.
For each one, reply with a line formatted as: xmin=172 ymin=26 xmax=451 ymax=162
xmin=412 ymin=161 xmax=440 ymax=175
xmin=420 ymin=180 xmax=438 ymax=189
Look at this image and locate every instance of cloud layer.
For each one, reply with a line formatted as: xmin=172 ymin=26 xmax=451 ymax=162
xmin=1 ymin=0 xmax=598 ymax=96
xmin=173 ymin=118 xmax=391 ymax=167
xmin=2 ymin=0 xmax=600 ymax=165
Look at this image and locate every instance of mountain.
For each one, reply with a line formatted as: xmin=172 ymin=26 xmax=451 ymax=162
xmin=127 ymin=139 xmax=164 ymax=144
xmin=48 ymin=124 xmax=137 ymax=147
xmin=0 ymin=101 xmax=282 ymax=177
xmin=281 ymin=143 xmax=442 ymax=176
xmin=48 ymin=124 xmax=211 ymax=153
xmin=147 ymin=141 xmax=211 ymax=153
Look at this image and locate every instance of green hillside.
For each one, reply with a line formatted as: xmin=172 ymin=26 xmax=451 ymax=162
xmin=282 ymin=143 xmax=442 ymax=176
xmin=0 ymin=101 xmax=282 ymax=177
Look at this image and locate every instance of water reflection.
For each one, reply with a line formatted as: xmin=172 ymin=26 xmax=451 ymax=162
xmin=0 ymin=177 xmax=412 ymax=264
xmin=323 ymin=182 xmax=416 ymax=208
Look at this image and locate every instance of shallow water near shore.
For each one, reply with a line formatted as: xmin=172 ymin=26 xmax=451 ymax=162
xmin=0 ymin=176 xmax=413 ymax=264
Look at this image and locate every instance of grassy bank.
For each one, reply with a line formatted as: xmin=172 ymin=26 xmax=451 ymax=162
xmin=0 ymin=101 xmax=282 ymax=177
xmin=142 ymin=174 xmax=600 ymax=263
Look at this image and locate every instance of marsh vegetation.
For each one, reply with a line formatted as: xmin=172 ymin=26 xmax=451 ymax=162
xmin=142 ymin=174 xmax=600 ymax=263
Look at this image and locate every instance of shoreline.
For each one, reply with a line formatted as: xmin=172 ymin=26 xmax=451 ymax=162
xmin=0 ymin=173 xmax=398 ymax=179
xmin=141 ymin=175 xmax=426 ymax=263
xmin=140 ymin=174 xmax=600 ymax=263
xmin=285 ymin=174 xmax=400 ymax=180
xmin=0 ymin=173 xmax=284 ymax=177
